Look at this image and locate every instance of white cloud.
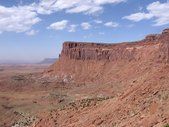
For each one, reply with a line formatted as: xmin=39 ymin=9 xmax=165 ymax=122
xmin=94 ymin=0 xmax=125 ymax=5
xmin=68 ymin=24 xmax=78 ymax=32
xmin=94 ymin=20 xmax=103 ymax=24
xmin=104 ymin=21 xmax=119 ymax=27
xmin=0 ymin=0 xmax=125 ymax=34
xmin=123 ymin=13 xmax=153 ymax=22
xmin=37 ymin=0 xmax=125 ymax=15
xmin=48 ymin=21 xmax=78 ymax=32
xmin=148 ymin=1 xmax=169 ymax=26
xmin=123 ymin=1 xmax=169 ymax=26
xmin=66 ymin=4 xmax=102 ymax=14
xmin=48 ymin=20 xmax=68 ymax=30
xmin=81 ymin=22 xmax=91 ymax=30
xmin=0 ymin=5 xmax=41 ymax=33
xmin=26 ymin=30 xmax=39 ymax=36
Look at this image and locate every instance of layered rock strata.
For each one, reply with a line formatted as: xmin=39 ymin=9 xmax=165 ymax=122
xmin=46 ymin=28 xmax=169 ymax=83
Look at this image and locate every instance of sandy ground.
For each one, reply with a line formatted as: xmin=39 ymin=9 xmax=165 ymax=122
xmin=0 ymin=63 xmax=169 ymax=127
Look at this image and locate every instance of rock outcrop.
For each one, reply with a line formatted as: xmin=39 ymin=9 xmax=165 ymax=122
xmin=46 ymin=28 xmax=169 ymax=83
xmin=61 ymin=28 xmax=169 ymax=62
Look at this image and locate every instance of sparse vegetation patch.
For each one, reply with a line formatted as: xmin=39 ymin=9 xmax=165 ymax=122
xmin=164 ymin=124 xmax=169 ymax=127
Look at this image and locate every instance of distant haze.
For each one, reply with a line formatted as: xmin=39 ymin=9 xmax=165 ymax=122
xmin=38 ymin=58 xmax=57 ymax=64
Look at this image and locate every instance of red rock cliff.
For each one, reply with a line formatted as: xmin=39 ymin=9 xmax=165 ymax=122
xmin=60 ymin=28 xmax=169 ymax=62
xmin=46 ymin=28 xmax=169 ymax=83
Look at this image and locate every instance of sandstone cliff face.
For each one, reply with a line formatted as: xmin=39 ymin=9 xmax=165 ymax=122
xmin=61 ymin=42 xmax=135 ymax=61
xmin=60 ymin=28 xmax=169 ymax=62
xmin=46 ymin=28 xmax=169 ymax=83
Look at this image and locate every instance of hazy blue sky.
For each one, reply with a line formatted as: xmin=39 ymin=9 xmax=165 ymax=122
xmin=0 ymin=0 xmax=169 ymax=63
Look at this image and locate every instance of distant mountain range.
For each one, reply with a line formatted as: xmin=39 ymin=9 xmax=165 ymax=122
xmin=0 ymin=60 xmax=31 ymax=65
xmin=0 ymin=58 xmax=57 ymax=65
xmin=38 ymin=58 xmax=57 ymax=64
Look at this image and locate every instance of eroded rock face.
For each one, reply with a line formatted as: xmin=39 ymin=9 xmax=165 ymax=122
xmin=60 ymin=28 xmax=169 ymax=62
xmin=61 ymin=42 xmax=135 ymax=61
xmin=162 ymin=28 xmax=169 ymax=34
xmin=46 ymin=28 xmax=169 ymax=83
xmin=145 ymin=34 xmax=159 ymax=42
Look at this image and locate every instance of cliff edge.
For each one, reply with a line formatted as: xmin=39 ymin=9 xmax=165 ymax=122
xmin=46 ymin=28 xmax=169 ymax=83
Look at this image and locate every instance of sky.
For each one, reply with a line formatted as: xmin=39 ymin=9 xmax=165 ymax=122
xmin=0 ymin=0 xmax=169 ymax=63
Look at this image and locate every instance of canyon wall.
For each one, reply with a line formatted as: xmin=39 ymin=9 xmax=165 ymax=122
xmin=61 ymin=28 xmax=169 ymax=62
xmin=46 ymin=29 xmax=169 ymax=83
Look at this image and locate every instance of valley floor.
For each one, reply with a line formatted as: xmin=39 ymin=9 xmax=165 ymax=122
xmin=0 ymin=63 xmax=169 ymax=127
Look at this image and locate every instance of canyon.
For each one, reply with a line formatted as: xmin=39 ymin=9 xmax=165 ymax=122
xmin=0 ymin=28 xmax=169 ymax=127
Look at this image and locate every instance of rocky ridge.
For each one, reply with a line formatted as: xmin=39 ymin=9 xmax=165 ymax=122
xmin=60 ymin=28 xmax=169 ymax=62
xmin=46 ymin=28 xmax=169 ymax=83
xmin=36 ymin=28 xmax=169 ymax=126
